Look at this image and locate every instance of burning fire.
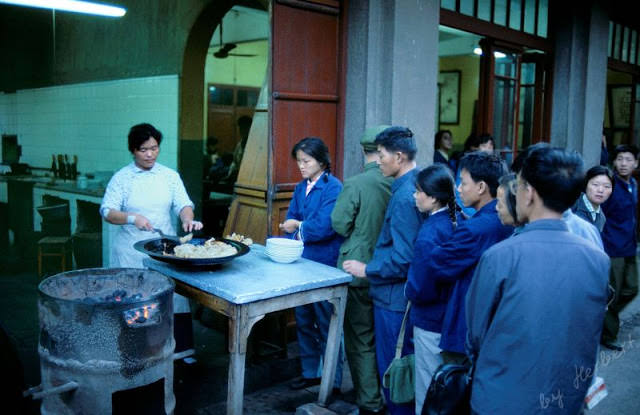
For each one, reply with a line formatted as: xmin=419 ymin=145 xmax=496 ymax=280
xmin=124 ymin=303 xmax=159 ymax=326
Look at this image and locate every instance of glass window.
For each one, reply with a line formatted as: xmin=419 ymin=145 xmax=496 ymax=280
xmin=237 ymin=89 xmax=259 ymax=107
xmin=518 ymin=85 xmax=535 ymax=149
xmin=493 ymin=78 xmax=517 ymax=156
xmin=523 ymin=0 xmax=536 ymax=34
xmin=509 ymin=0 xmax=522 ymax=31
xmin=521 ymin=62 xmax=536 ymax=85
xmin=441 ymin=0 xmax=456 ymax=11
xmin=622 ymin=27 xmax=630 ymax=62
xmin=631 ymin=31 xmax=637 ymax=65
xmin=209 ymin=86 xmax=234 ymax=106
xmin=494 ymin=0 xmax=507 ymax=26
xmin=608 ymin=21 xmax=614 ymax=58
xmin=460 ymin=0 xmax=474 ymax=16
xmin=614 ymin=24 xmax=622 ymax=60
xmin=537 ymin=0 xmax=548 ymax=38
xmin=495 ymin=52 xmax=518 ymax=78
xmin=478 ymin=0 xmax=491 ymax=21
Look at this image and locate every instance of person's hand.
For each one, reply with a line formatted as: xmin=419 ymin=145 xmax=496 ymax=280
xmin=183 ymin=220 xmax=203 ymax=233
xmin=133 ymin=214 xmax=153 ymax=231
xmin=279 ymin=219 xmax=300 ymax=234
xmin=343 ymin=260 xmax=367 ymax=278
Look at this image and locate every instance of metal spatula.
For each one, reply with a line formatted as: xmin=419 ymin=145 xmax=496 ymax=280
xmin=153 ymin=228 xmax=193 ymax=244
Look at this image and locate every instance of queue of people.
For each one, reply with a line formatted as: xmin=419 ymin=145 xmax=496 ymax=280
xmin=280 ymin=126 xmax=636 ymax=415
xmin=101 ymin=122 xmax=636 ymax=414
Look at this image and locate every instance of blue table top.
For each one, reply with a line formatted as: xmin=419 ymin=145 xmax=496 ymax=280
xmin=143 ymin=245 xmax=352 ymax=305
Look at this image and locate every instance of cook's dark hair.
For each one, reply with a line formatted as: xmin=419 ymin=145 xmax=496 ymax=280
xmin=128 ymin=123 xmax=162 ymax=153
xmin=459 ymin=151 xmax=506 ymax=198
xmin=584 ymin=165 xmax=614 ymax=192
xmin=498 ymin=173 xmax=519 ymax=225
xmin=291 ymin=137 xmax=331 ymax=173
xmin=374 ymin=126 xmax=417 ymax=161
xmin=416 ymin=164 xmax=457 ymax=227
xmin=612 ymin=144 xmax=639 ymax=160
xmin=520 ymin=146 xmax=584 ymax=213
xmin=434 ymin=130 xmax=452 ymax=150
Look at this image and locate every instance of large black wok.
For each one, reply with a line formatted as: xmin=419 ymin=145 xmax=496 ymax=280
xmin=133 ymin=237 xmax=250 ymax=267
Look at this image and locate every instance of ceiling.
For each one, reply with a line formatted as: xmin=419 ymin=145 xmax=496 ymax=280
xmin=439 ymin=25 xmax=482 ymax=57
xmin=209 ymin=6 xmax=268 ymax=48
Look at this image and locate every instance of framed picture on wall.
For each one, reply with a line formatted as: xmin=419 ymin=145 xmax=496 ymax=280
xmin=608 ymin=85 xmax=632 ymax=128
xmin=438 ymin=70 xmax=461 ymax=125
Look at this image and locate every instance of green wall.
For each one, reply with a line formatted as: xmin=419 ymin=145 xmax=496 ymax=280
xmin=438 ymin=54 xmax=480 ymax=148
xmin=0 ymin=0 xmax=211 ymax=91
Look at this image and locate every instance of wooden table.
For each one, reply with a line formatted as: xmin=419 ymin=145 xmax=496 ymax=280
xmin=143 ymin=244 xmax=351 ymax=415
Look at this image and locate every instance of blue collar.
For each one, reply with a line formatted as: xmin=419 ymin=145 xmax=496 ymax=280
xmin=520 ymin=218 xmax=569 ymax=234
xmin=391 ymin=168 xmax=416 ymax=192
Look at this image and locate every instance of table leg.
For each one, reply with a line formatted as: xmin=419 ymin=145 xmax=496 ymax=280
xmin=226 ymin=305 xmax=265 ymax=415
xmin=317 ymin=286 xmax=348 ymax=406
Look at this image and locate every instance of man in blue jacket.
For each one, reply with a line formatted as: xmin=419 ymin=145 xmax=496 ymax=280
xmin=466 ymin=146 xmax=609 ymax=415
xmin=601 ymin=144 xmax=639 ymax=351
xmin=424 ymin=151 xmax=512 ymax=363
xmin=343 ymin=126 xmax=423 ymax=414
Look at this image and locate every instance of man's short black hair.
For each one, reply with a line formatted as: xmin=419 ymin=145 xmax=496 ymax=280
xmin=128 ymin=123 xmax=162 ymax=153
xmin=612 ymin=144 xmax=639 ymax=160
xmin=374 ymin=126 xmax=417 ymax=161
xmin=511 ymin=142 xmax=549 ymax=173
xmin=458 ymin=151 xmax=506 ymax=197
xmin=520 ymin=146 xmax=585 ymax=213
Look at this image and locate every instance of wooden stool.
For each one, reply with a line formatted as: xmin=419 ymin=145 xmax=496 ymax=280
xmin=38 ymin=236 xmax=73 ymax=278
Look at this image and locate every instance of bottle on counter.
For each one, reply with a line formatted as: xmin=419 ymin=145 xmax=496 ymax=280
xmin=57 ymin=154 xmax=66 ymax=180
xmin=71 ymin=155 xmax=78 ymax=180
xmin=51 ymin=154 xmax=58 ymax=178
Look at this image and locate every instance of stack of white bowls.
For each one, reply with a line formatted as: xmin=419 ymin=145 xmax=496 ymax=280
xmin=265 ymin=237 xmax=304 ymax=263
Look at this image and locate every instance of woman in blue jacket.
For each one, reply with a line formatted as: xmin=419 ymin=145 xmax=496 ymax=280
xmin=404 ymin=164 xmax=460 ymax=414
xmin=280 ymin=137 xmax=344 ymax=392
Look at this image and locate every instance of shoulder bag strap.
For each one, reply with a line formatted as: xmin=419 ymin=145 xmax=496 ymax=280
xmin=394 ymin=301 xmax=412 ymax=359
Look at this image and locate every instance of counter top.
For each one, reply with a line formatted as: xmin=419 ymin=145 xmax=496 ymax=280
xmin=1 ymin=174 xmax=105 ymax=197
xmin=144 ymin=244 xmax=352 ymax=304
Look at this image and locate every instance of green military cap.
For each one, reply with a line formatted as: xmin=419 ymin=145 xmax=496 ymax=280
xmin=360 ymin=125 xmax=391 ymax=151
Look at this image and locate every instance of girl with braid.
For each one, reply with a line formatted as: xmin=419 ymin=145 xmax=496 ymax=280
xmin=404 ymin=164 xmax=462 ymax=414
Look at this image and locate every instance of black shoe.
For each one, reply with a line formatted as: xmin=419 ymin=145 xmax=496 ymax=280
xmin=290 ymin=377 xmax=321 ymax=390
xmin=601 ymin=340 xmax=623 ymax=351
xmin=359 ymin=407 xmax=386 ymax=415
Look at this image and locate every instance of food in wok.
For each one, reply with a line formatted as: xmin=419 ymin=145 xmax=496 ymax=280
xmin=169 ymin=237 xmax=238 ymax=259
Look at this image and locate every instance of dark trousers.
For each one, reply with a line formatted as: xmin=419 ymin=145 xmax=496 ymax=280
xmin=344 ymin=286 xmax=384 ymax=411
xmin=602 ymin=256 xmax=639 ymax=342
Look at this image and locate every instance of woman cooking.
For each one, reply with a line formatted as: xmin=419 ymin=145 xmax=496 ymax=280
xmin=100 ymin=123 xmax=203 ymax=355
xmin=280 ymin=137 xmax=345 ymax=393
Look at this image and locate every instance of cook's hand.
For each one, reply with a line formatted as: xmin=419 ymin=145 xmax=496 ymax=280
xmin=279 ymin=219 xmax=301 ymax=234
xmin=343 ymin=260 xmax=367 ymax=278
xmin=183 ymin=220 xmax=203 ymax=233
xmin=133 ymin=214 xmax=153 ymax=231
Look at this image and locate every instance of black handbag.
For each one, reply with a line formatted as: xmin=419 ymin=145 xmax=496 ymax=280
xmin=421 ymin=361 xmax=473 ymax=415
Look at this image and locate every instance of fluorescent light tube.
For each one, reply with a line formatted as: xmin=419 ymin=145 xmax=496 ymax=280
xmin=0 ymin=0 xmax=126 ymax=17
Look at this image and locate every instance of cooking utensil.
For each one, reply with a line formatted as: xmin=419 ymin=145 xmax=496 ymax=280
xmin=152 ymin=228 xmax=193 ymax=244
xmin=134 ymin=237 xmax=250 ymax=267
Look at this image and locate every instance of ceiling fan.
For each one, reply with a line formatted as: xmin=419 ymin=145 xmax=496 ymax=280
xmin=213 ymin=21 xmax=257 ymax=59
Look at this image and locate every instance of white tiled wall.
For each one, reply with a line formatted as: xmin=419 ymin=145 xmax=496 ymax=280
xmin=0 ymin=75 xmax=179 ymax=174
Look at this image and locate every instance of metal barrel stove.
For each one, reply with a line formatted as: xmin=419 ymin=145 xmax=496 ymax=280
xmin=29 ymin=268 xmax=176 ymax=414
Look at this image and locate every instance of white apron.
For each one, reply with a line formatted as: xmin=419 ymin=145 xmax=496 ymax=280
xmin=109 ymin=171 xmax=190 ymax=313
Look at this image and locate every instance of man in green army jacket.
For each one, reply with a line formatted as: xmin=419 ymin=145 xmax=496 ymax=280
xmin=331 ymin=125 xmax=392 ymax=415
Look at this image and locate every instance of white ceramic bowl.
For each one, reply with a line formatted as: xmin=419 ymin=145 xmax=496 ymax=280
xmin=265 ymin=238 xmax=303 ymax=263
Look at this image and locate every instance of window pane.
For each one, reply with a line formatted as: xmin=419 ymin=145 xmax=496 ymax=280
xmin=614 ymin=24 xmax=622 ymax=60
xmin=537 ymin=0 xmax=548 ymax=38
xmin=237 ymin=90 xmax=259 ymax=108
xmin=519 ymin=85 xmax=535 ymax=149
xmin=494 ymin=0 xmax=507 ymax=26
xmin=608 ymin=21 xmax=614 ymax=58
xmin=523 ymin=0 xmax=536 ymax=34
xmin=441 ymin=0 xmax=456 ymax=11
xmin=509 ymin=0 xmax=522 ymax=31
xmin=460 ymin=0 xmax=474 ymax=16
xmin=630 ymin=31 xmax=637 ymax=65
xmin=478 ymin=0 xmax=491 ymax=21
xmin=521 ymin=62 xmax=536 ymax=84
xmin=209 ymin=86 xmax=234 ymax=106
xmin=495 ymin=52 xmax=518 ymax=78
xmin=493 ymin=78 xmax=517 ymax=157
xmin=622 ymin=27 xmax=630 ymax=62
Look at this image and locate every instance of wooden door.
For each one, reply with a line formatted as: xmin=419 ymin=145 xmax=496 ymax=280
xmin=223 ymin=0 xmax=345 ymax=243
